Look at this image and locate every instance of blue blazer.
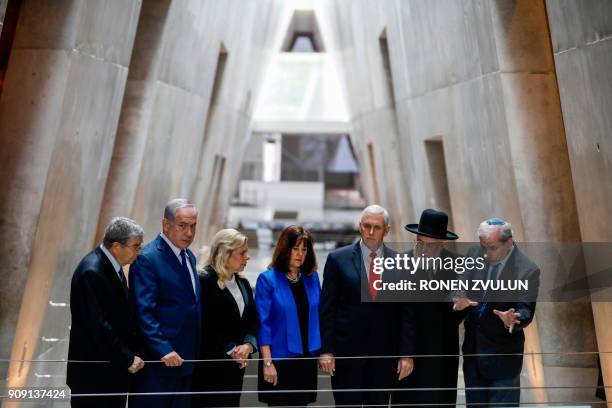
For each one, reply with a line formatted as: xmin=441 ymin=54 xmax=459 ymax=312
xmin=255 ymin=267 xmax=321 ymax=358
xmin=129 ymin=234 xmax=201 ymax=375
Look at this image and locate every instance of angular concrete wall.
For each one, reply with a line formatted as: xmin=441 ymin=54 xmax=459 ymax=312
xmin=546 ymin=0 xmax=612 ymax=404
xmin=95 ymin=0 xmax=285 ymax=253
xmin=190 ymin=0 xmax=285 ymax=246
xmin=322 ymin=0 xmax=600 ymax=403
xmin=317 ymin=0 xmax=413 ymax=240
xmin=0 ymin=0 xmax=285 ymax=390
xmin=0 ymin=0 xmax=285 ymax=391
xmin=0 ymin=0 xmax=142 ymax=387
xmin=0 ymin=0 xmax=7 ymax=34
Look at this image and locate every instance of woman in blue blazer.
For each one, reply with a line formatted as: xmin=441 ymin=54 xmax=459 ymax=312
xmin=255 ymin=225 xmax=321 ymax=406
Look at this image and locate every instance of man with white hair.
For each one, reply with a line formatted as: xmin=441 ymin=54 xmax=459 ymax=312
xmin=454 ymin=218 xmax=540 ymax=407
xmin=319 ymin=205 xmax=416 ymax=407
xmin=67 ymin=216 xmax=145 ymax=407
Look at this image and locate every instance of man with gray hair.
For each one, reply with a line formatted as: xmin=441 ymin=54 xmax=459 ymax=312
xmin=67 ymin=216 xmax=145 ymax=407
xmin=319 ymin=204 xmax=416 ymax=407
xmin=130 ymin=198 xmax=201 ymax=408
xmin=454 ymin=218 xmax=539 ymax=407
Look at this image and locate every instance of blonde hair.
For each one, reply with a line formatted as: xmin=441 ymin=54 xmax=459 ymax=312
xmin=205 ymin=229 xmax=248 ymax=289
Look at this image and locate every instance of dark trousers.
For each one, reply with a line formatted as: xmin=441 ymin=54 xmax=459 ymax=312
xmin=258 ymin=355 xmax=318 ymax=406
xmin=463 ymin=358 xmax=520 ymax=407
xmin=391 ymin=356 xmax=459 ymax=407
xmin=192 ymin=360 xmax=246 ymax=407
xmin=70 ymin=386 xmax=127 ymax=408
xmin=130 ymin=365 xmax=192 ymax=408
xmin=331 ymin=357 xmax=395 ymax=408
xmin=69 ymin=378 xmax=128 ymax=408
xmin=71 ymin=395 xmax=126 ymax=408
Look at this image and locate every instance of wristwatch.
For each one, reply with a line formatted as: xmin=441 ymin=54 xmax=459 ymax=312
xmin=264 ymin=359 xmax=273 ymax=367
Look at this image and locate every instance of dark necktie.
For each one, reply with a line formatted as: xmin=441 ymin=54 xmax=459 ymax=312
xmin=476 ymin=263 xmax=501 ymax=318
xmin=180 ymin=249 xmax=194 ymax=294
xmin=117 ymin=268 xmax=128 ymax=297
xmin=118 ymin=269 xmax=127 ymax=286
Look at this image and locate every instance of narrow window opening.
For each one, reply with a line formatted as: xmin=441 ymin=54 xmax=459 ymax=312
xmin=425 ymin=138 xmax=454 ymax=229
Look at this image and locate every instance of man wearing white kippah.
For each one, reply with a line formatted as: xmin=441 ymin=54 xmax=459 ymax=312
xmin=454 ymin=218 xmax=540 ymax=407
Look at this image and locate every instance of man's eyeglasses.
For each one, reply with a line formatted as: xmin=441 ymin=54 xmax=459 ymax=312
xmin=122 ymin=243 xmax=143 ymax=252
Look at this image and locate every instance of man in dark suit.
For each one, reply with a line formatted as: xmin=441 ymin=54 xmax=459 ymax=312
xmin=130 ymin=198 xmax=202 ymax=408
xmin=454 ymin=218 xmax=539 ymax=407
xmin=67 ymin=216 xmax=145 ymax=407
xmin=392 ymin=209 xmax=463 ymax=407
xmin=319 ymin=205 xmax=416 ymax=407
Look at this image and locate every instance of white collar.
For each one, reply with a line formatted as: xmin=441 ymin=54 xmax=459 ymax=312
xmin=360 ymin=239 xmax=383 ymax=258
xmin=99 ymin=244 xmax=121 ymax=273
xmin=160 ymin=232 xmax=186 ymax=259
xmin=491 ymin=244 xmax=515 ymax=270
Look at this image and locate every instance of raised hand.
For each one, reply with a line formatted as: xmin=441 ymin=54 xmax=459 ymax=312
xmin=493 ymin=308 xmax=521 ymax=333
xmin=453 ymin=294 xmax=479 ymax=311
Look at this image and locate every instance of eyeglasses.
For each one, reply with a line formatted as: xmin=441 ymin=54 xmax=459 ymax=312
xmin=122 ymin=243 xmax=143 ymax=252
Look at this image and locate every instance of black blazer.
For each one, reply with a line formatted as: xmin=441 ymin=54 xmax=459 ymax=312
xmin=66 ymin=247 xmax=139 ymax=392
xmin=462 ymin=245 xmax=540 ymax=380
xmin=198 ymin=266 xmax=258 ymax=359
xmin=395 ymin=248 xmax=463 ymax=405
xmin=406 ymin=247 xmax=464 ymax=357
xmin=319 ymin=242 xmax=416 ymax=358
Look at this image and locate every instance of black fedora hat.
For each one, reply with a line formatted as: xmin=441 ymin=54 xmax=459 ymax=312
xmin=405 ymin=209 xmax=458 ymax=240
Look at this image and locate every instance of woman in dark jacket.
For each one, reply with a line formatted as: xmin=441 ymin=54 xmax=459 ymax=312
xmin=192 ymin=228 xmax=258 ymax=408
xmin=255 ymin=225 xmax=321 ymax=406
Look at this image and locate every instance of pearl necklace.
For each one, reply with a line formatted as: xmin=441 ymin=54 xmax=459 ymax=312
xmin=286 ymin=271 xmax=301 ymax=283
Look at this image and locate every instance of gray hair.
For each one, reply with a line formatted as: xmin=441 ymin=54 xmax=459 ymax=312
xmin=477 ymin=218 xmax=513 ymax=242
xmin=361 ymin=204 xmax=390 ymax=226
xmin=164 ymin=198 xmax=197 ymax=223
xmin=103 ymin=217 xmax=144 ymax=248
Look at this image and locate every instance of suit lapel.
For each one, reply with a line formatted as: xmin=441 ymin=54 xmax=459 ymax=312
xmin=498 ymin=247 xmax=518 ymax=282
xmin=96 ymin=247 xmax=128 ymax=300
xmin=188 ymin=249 xmax=200 ymax=301
xmin=157 ymin=235 xmax=197 ymax=300
xmin=220 ymin=282 xmax=242 ymax=319
xmin=351 ymin=242 xmax=364 ymax=282
xmin=236 ymin=278 xmax=249 ymax=308
xmin=274 ymin=268 xmax=302 ymax=353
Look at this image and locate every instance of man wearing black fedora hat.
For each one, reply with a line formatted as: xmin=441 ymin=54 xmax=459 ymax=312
xmin=391 ymin=209 xmax=464 ymax=407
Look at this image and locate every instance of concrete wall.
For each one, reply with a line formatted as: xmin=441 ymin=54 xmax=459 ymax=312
xmin=546 ymin=0 xmax=612 ymax=404
xmin=317 ymin=0 xmax=413 ymax=241
xmin=95 ymin=0 xmax=285 ymax=250
xmin=321 ymin=0 xmax=601 ymax=403
xmin=190 ymin=0 xmax=285 ymax=245
xmin=0 ymin=0 xmax=142 ymax=387
xmin=0 ymin=0 xmax=7 ymax=34
xmin=0 ymin=0 xmax=609 ymax=403
xmin=0 ymin=0 xmax=284 ymax=390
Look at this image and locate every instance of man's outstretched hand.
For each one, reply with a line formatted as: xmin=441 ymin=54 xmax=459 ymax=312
xmin=493 ymin=308 xmax=521 ymax=333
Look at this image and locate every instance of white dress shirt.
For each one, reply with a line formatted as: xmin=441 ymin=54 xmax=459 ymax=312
xmin=99 ymin=244 xmax=124 ymax=283
xmin=225 ymin=276 xmax=245 ymax=317
xmin=360 ymin=239 xmax=383 ymax=283
xmin=160 ymin=232 xmax=196 ymax=294
xmin=488 ymin=245 xmax=515 ymax=281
